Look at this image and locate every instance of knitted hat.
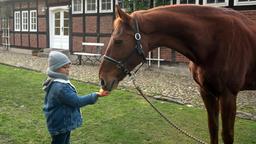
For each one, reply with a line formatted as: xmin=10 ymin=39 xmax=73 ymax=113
xmin=48 ymin=51 xmax=71 ymax=71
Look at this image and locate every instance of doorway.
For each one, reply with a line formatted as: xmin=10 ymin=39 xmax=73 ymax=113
xmin=49 ymin=6 xmax=69 ymax=50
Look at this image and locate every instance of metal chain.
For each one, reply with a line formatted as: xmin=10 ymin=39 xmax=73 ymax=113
xmin=130 ymin=75 xmax=208 ymax=144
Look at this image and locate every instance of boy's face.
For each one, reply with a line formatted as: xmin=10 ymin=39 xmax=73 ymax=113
xmin=57 ymin=64 xmax=71 ymax=76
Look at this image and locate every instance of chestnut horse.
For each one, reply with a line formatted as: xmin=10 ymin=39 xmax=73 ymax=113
xmin=99 ymin=5 xmax=256 ymax=144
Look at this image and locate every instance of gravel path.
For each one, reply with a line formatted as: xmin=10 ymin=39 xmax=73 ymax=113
xmin=0 ymin=50 xmax=255 ymax=120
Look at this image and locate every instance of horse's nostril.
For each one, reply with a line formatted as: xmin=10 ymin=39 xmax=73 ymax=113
xmin=100 ymin=79 xmax=105 ymax=87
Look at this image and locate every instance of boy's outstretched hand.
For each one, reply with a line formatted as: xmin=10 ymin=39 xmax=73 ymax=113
xmin=97 ymin=88 xmax=109 ymax=97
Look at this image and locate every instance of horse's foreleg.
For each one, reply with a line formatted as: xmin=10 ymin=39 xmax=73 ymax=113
xmin=220 ymin=91 xmax=237 ymax=144
xmin=200 ymin=88 xmax=219 ymax=144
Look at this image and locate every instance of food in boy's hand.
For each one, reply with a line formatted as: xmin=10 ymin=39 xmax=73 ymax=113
xmin=97 ymin=88 xmax=109 ymax=97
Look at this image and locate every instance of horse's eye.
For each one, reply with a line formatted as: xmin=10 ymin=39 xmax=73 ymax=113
xmin=114 ymin=40 xmax=123 ymax=45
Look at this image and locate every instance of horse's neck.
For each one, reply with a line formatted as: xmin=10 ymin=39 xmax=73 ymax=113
xmin=139 ymin=9 xmax=206 ymax=63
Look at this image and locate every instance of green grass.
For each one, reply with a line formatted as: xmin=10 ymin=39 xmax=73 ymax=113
xmin=0 ymin=64 xmax=255 ymax=144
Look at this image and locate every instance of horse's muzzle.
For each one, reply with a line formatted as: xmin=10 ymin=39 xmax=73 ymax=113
xmin=100 ymin=78 xmax=116 ymax=91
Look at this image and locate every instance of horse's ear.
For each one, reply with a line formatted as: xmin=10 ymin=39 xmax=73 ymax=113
xmin=115 ymin=5 xmax=131 ymax=24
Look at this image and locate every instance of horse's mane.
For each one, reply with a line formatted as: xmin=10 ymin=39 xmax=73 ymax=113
xmin=130 ymin=5 xmax=255 ymax=26
xmin=113 ymin=4 xmax=256 ymax=49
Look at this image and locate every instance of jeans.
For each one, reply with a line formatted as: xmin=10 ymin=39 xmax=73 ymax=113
xmin=51 ymin=131 xmax=71 ymax=144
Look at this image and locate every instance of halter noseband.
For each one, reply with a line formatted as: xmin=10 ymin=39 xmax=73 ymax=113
xmin=103 ymin=19 xmax=146 ymax=76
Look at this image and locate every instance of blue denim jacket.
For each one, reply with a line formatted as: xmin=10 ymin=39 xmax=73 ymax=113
xmin=43 ymin=79 xmax=98 ymax=135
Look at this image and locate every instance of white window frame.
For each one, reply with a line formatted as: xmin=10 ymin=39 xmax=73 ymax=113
xmin=22 ymin=11 xmax=28 ymax=31
xmin=85 ymin=0 xmax=97 ymax=13
xmin=234 ymin=0 xmax=256 ymax=6
xmin=100 ymin=0 xmax=113 ymax=13
xmin=14 ymin=11 xmax=21 ymax=31
xmin=30 ymin=10 xmax=37 ymax=32
xmin=202 ymin=0 xmax=229 ymax=7
xmin=176 ymin=0 xmax=199 ymax=4
xmin=72 ymin=0 xmax=83 ymax=14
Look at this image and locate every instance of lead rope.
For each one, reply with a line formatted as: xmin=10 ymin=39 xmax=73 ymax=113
xmin=130 ymin=75 xmax=208 ymax=144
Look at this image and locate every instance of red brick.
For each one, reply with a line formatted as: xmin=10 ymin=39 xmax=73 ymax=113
xmin=21 ymin=2 xmax=28 ymax=9
xmin=21 ymin=33 xmax=29 ymax=47
xmin=86 ymin=16 xmax=97 ymax=33
xmin=100 ymin=16 xmax=113 ymax=33
xmin=84 ymin=37 xmax=98 ymax=53
xmin=38 ymin=17 xmax=46 ymax=32
xmin=14 ymin=33 xmax=21 ymax=46
xmin=9 ymin=18 xmax=13 ymax=31
xmin=37 ymin=1 xmax=46 ymax=16
xmin=72 ymin=17 xmax=83 ymax=33
xmin=72 ymin=36 xmax=83 ymax=52
xmin=15 ymin=3 xmax=20 ymax=9
xmin=38 ymin=34 xmax=46 ymax=48
xmin=30 ymin=34 xmax=37 ymax=48
xmin=29 ymin=2 xmax=37 ymax=8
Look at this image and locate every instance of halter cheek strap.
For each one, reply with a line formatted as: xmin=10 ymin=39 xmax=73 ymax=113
xmin=134 ymin=21 xmax=146 ymax=61
xmin=103 ymin=19 xmax=146 ymax=77
xmin=103 ymin=55 xmax=132 ymax=76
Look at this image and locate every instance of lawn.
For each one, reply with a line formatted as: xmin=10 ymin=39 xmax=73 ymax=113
xmin=0 ymin=64 xmax=255 ymax=144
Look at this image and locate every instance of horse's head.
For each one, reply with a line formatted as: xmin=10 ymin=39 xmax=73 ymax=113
xmin=99 ymin=5 xmax=148 ymax=91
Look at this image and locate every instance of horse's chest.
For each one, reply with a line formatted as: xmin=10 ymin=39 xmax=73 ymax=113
xmin=190 ymin=64 xmax=226 ymax=94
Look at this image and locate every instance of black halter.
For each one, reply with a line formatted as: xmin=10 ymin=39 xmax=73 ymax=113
xmin=103 ymin=20 xmax=146 ymax=76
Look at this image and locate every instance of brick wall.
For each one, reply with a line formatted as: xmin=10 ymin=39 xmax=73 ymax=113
xmin=21 ymin=33 xmax=29 ymax=47
xmin=38 ymin=34 xmax=46 ymax=48
xmin=72 ymin=17 xmax=83 ymax=33
xmin=10 ymin=1 xmax=47 ymax=49
xmin=72 ymin=36 xmax=83 ymax=52
xmin=37 ymin=0 xmax=46 ymax=16
xmin=30 ymin=34 xmax=37 ymax=48
xmin=38 ymin=18 xmax=47 ymax=32
xmin=85 ymin=16 xmax=97 ymax=33
xmin=84 ymin=37 xmax=98 ymax=53
xmin=100 ymin=16 xmax=113 ymax=33
xmin=14 ymin=34 xmax=20 ymax=46
xmin=48 ymin=0 xmax=69 ymax=6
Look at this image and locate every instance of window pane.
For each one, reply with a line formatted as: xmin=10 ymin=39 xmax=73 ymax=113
xmin=55 ymin=20 xmax=60 ymax=27
xmin=64 ymin=11 xmax=68 ymax=18
xmin=55 ymin=12 xmax=60 ymax=19
xmin=74 ymin=0 xmax=82 ymax=11
xmin=22 ymin=11 xmax=28 ymax=31
xmin=64 ymin=20 xmax=69 ymax=27
xmin=188 ymin=0 xmax=196 ymax=3
xmin=87 ymin=0 xmax=96 ymax=11
xmin=180 ymin=0 xmax=188 ymax=3
xmin=207 ymin=0 xmax=215 ymax=3
xmin=15 ymin=12 xmax=20 ymax=31
xmin=217 ymin=0 xmax=225 ymax=2
xmin=30 ymin=11 xmax=37 ymax=31
xmin=55 ymin=28 xmax=60 ymax=35
xmin=101 ymin=0 xmax=111 ymax=11
xmin=64 ymin=28 xmax=69 ymax=35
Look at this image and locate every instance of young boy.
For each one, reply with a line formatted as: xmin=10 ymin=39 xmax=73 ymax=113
xmin=43 ymin=51 xmax=108 ymax=144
